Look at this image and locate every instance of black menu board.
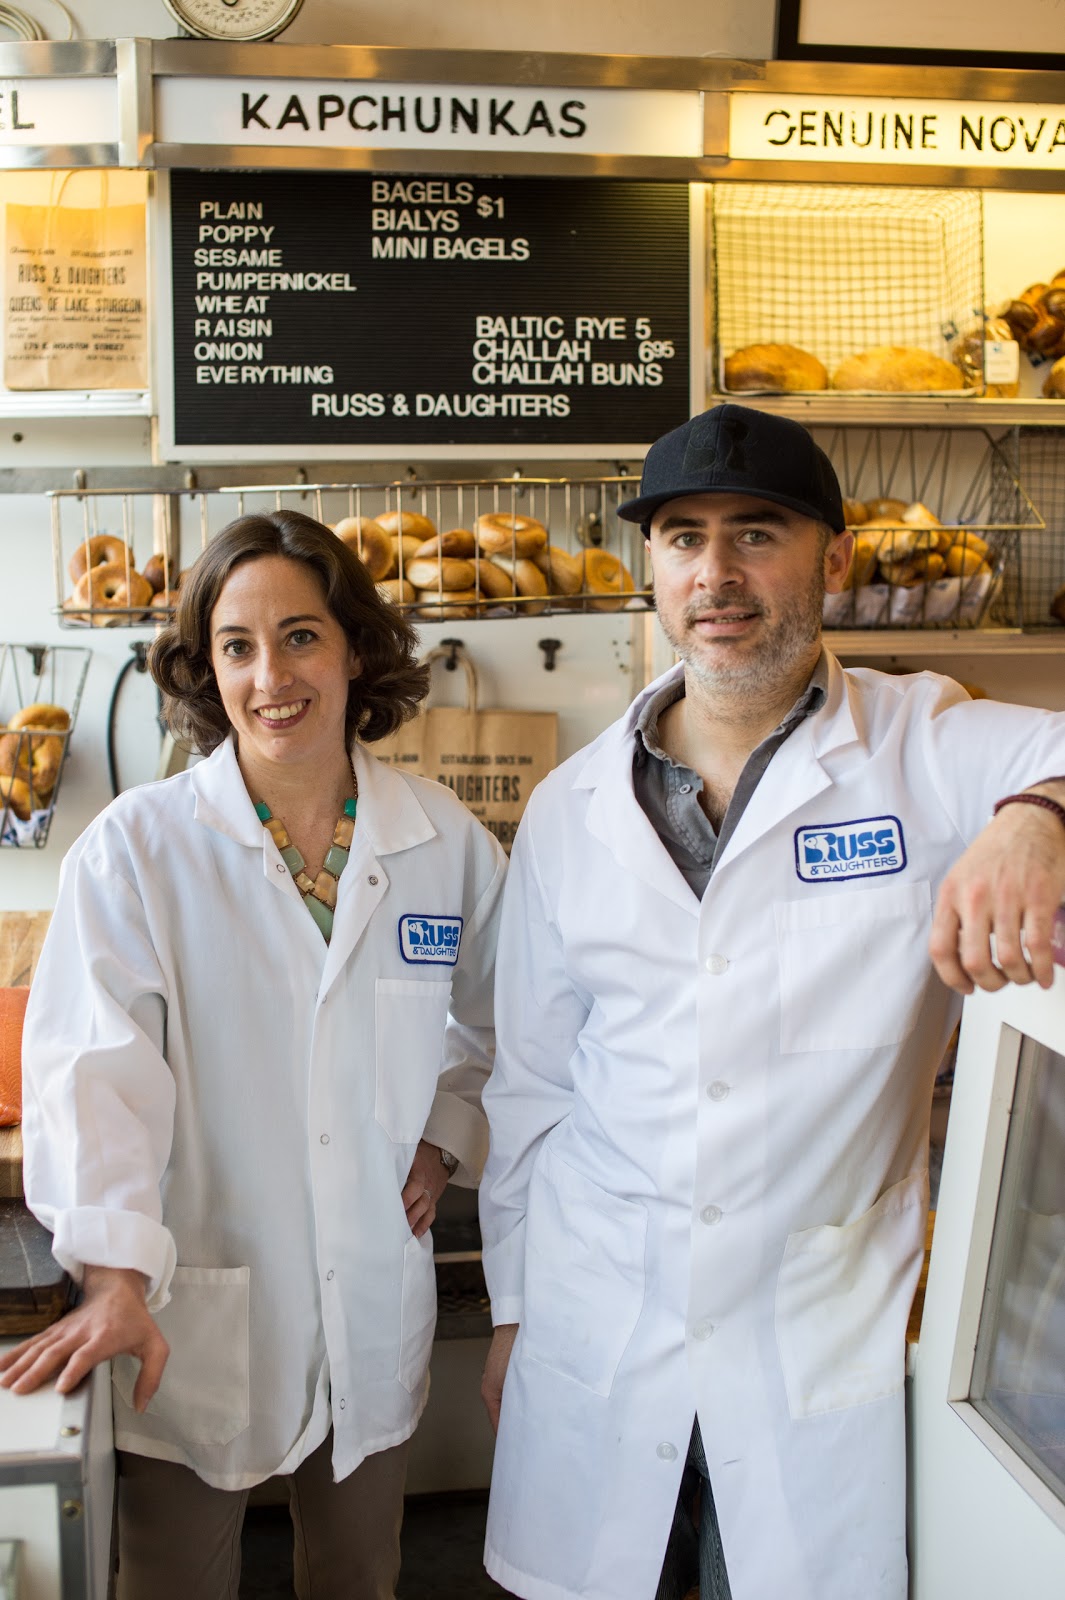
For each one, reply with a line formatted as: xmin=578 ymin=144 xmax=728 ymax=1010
xmin=168 ymin=170 xmax=691 ymax=448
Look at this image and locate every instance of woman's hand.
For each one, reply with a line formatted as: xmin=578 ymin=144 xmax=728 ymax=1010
xmin=0 ymin=1264 xmax=168 ymax=1411
xmin=481 ymin=1323 xmax=519 ymax=1433
xmin=401 ymin=1140 xmax=451 ymax=1239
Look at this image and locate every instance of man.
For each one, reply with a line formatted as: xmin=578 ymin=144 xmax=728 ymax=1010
xmin=476 ymin=403 xmax=1065 ymax=1600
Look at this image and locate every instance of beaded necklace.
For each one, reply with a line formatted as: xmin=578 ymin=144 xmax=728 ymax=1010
xmin=254 ymin=756 xmax=359 ymax=943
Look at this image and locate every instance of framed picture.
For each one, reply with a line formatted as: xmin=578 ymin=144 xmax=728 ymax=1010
xmin=776 ymin=0 xmax=1065 ymax=69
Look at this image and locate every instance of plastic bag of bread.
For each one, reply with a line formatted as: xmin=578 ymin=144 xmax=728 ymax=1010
xmin=831 ymin=347 xmax=964 ymax=393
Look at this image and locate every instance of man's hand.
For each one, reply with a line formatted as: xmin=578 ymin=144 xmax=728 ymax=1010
xmin=481 ymin=1322 xmax=519 ymax=1434
xmin=0 ymin=1265 xmax=168 ymax=1411
xmin=402 ymin=1140 xmax=451 ymax=1239
xmin=931 ymin=789 xmax=1065 ymax=994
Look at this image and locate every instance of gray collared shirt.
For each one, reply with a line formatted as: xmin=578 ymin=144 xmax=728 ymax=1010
xmin=632 ymin=654 xmax=830 ymax=901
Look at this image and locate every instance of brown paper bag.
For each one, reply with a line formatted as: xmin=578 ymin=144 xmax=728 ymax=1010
xmin=4 ymin=172 xmax=148 ymax=390
xmin=373 ymin=646 xmax=558 ymax=854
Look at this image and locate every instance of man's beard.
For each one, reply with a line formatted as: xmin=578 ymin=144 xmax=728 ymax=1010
xmin=657 ymin=564 xmax=826 ymax=696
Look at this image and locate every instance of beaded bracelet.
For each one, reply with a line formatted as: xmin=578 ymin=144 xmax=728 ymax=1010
xmin=993 ymin=788 xmax=1065 ymax=831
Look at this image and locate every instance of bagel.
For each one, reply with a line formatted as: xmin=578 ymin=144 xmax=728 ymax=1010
xmin=0 ymin=733 xmax=29 ymax=779
xmin=946 ymin=530 xmax=991 ymax=563
xmin=333 ymin=517 xmax=393 ymax=582
xmin=0 ymin=773 xmax=31 ymax=822
xmin=864 ymin=498 xmax=909 ymax=521
xmin=471 ymin=560 xmax=516 ymax=600
xmin=841 ymin=533 xmax=881 ymax=591
xmin=944 ymin=546 xmax=991 ymax=578
xmin=884 ymin=552 xmax=946 ymax=588
xmin=406 ymin=557 xmax=477 ymax=592
xmin=532 ymin=545 xmax=584 ymax=596
xmin=842 ymin=499 xmax=868 ymax=527
xmin=8 ymin=702 xmax=70 ymax=732
xmin=580 ymin=549 xmax=635 ymax=612
xmin=413 ymin=529 xmax=478 ymax=560
xmin=70 ymin=563 xmax=153 ymax=625
xmin=863 ymin=519 xmax=931 ymax=565
xmin=390 ymin=534 xmax=425 ymax=574
xmin=415 ymin=588 xmax=479 ymax=620
xmin=149 ymin=589 xmax=182 ymax=613
xmin=26 ymin=731 xmax=64 ymax=796
xmin=488 ymin=556 xmax=549 ymax=615
xmin=377 ymin=578 xmax=417 ymax=605
xmin=476 ymin=512 xmax=549 ymax=557
xmin=141 ymin=553 xmax=171 ymax=595
xmin=376 ymin=510 xmax=437 ymax=541
xmin=67 ymin=533 xmax=131 ymax=584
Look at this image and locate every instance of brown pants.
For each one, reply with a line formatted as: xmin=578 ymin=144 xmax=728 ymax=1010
xmin=115 ymin=1433 xmax=409 ymax=1600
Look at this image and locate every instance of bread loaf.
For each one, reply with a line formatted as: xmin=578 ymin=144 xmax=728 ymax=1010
xmin=832 ymin=347 xmax=963 ymax=393
xmin=723 ymin=343 xmax=828 ymax=393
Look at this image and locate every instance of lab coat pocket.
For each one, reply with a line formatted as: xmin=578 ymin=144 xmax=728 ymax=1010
xmin=375 ymin=977 xmax=451 ymax=1144
xmin=112 ymin=1265 xmax=250 ymax=1446
xmin=774 ymin=1170 xmax=929 ymax=1419
xmin=523 ymin=1144 xmax=648 ymax=1396
xmin=774 ymin=880 xmax=932 ymax=1053
xmin=398 ymin=1230 xmax=437 ymax=1394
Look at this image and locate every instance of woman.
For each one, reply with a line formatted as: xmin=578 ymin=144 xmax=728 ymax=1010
xmin=0 ymin=510 xmax=506 ymax=1600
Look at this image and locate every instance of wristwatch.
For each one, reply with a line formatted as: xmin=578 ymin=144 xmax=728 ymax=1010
xmin=439 ymin=1147 xmax=460 ymax=1177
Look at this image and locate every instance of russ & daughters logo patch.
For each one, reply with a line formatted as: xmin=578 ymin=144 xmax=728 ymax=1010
xmin=399 ymin=914 xmax=463 ymax=964
xmin=794 ymin=815 xmax=906 ymax=882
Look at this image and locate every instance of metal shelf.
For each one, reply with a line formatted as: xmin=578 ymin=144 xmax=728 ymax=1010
xmin=712 ymin=396 xmax=1065 ymax=429
xmin=827 ymin=628 xmax=1065 ymax=657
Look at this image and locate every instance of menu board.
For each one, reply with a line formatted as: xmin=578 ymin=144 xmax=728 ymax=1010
xmin=168 ymin=170 xmax=691 ymax=449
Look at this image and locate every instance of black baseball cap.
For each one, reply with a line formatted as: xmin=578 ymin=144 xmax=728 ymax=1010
xmin=618 ymin=403 xmax=846 ymax=534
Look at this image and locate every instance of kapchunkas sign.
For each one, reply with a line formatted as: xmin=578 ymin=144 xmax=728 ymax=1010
xmin=730 ymin=93 xmax=1065 ymax=171
xmin=154 ymin=78 xmax=703 ymax=159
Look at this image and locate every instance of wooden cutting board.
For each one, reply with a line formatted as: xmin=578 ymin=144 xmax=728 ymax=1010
xmin=0 ymin=911 xmax=50 ymax=988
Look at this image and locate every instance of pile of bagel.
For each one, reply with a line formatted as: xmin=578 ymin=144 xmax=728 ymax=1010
xmin=63 ymin=535 xmax=187 ymax=624
xmin=333 ymin=509 xmax=636 ymax=617
xmin=0 ymin=702 xmax=70 ymax=823
xmin=1002 ymin=269 xmax=1065 ymax=398
xmin=841 ymin=497 xmax=994 ymax=590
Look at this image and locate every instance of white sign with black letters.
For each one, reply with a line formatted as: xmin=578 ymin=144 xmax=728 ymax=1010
xmin=155 ymin=78 xmax=703 ymax=159
xmin=731 ymin=93 xmax=1065 ymax=171
xmin=0 ymin=77 xmax=116 ymax=147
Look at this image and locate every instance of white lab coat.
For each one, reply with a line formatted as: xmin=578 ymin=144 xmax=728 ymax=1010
xmin=479 ymin=654 xmax=1065 ymax=1600
xmin=22 ymin=736 xmax=505 ymax=1489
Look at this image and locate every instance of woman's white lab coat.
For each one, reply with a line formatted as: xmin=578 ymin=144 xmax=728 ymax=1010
xmin=479 ymin=655 xmax=1065 ymax=1600
xmin=22 ymin=737 xmax=505 ymax=1489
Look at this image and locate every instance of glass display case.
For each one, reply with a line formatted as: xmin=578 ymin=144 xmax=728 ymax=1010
xmin=910 ymin=967 xmax=1065 ymax=1598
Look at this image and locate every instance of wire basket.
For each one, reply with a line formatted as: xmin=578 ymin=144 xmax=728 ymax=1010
xmin=0 ymin=643 xmax=90 ymax=847
xmin=49 ymin=478 xmax=652 ymax=627
xmin=712 ymin=184 xmax=984 ymax=394
xmin=1011 ymin=430 xmax=1065 ymax=628
xmin=818 ymin=428 xmax=1041 ymax=629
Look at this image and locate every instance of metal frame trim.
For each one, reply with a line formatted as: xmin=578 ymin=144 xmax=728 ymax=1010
xmin=147 ymin=143 xmax=717 ymax=178
xmin=0 ymin=40 xmax=116 ymax=77
xmin=117 ymin=38 xmax=153 ymax=169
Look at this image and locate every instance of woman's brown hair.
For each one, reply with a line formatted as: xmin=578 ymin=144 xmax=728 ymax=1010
xmin=149 ymin=509 xmax=430 ymax=754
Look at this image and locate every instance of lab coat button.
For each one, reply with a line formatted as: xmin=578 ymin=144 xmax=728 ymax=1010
xmin=339 ymin=1398 xmax=346 ymax=1410
xmin=320 ymin=1133 xmax=330 ymax=1145
xmin=326 ymin=1270 xmax=334 ymax=1281
xmin=656 ymin=1442 xmax=678 ymax=1462
xmin=707 ymin=1081 xmax=730 ymax=1101
xmin=368 ymin=875 xmax=379 ymax=886
xmin=700 ymin=1204 xmax=723 ymax=1226
xmin=693 ymin=1319 xmax=715 ymax=1341
xmin=705 ymin=954 xmax=729 ymax=975
xmin=275 ymin=863 xmax=285 ymax=874
xmin=678 ymin=783 xmax=692 ymax=795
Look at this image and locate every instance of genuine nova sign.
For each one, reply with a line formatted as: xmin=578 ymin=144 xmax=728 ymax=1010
xmin=730 ymin=93 xmax=1065 ymax=172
